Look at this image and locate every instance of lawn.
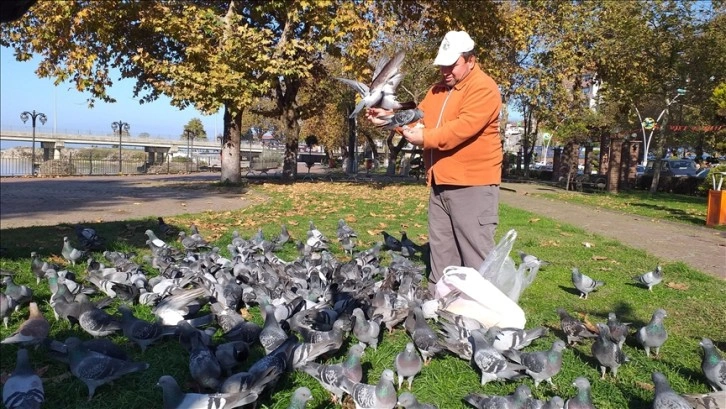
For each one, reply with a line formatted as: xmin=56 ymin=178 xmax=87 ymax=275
xmin=0 ymin=180 xmax=724 ymax=409
xmin=532 ymin=188 xmax=722 ymax=229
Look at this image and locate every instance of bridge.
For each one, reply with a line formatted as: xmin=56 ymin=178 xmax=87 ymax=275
xmin=0 ymin=129 xmax=268 ymax=164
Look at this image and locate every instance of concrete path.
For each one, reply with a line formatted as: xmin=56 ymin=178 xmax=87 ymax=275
xmin=499 ymin=182 xmax=725 ymax=279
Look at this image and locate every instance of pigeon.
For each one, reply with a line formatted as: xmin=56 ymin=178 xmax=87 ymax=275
xmin=259 ymin=304 xmax=289 ymax=355
xmin=398 ymin=391 xmax=438 ymax=409
xmin=517 ymin=250 xmax=550 ymax=271
xmin=591 ymin=323 xmax=627 ymax=379
xmin=699 ymin=338 xmax=726 ymax=391
xmin=214 ymin=341 xmax=250 ymax=376
xmin=335 ymin=51 xmax=410 ymax=118
xmin=635 ymin=308 xmax=668 ymax=358
xmin=378 ymin=108 xmax=424 ymax=130
xmin=504 ymin=339 xmax=566 ymax=388
xmin=61 ymin=236 xmax=86 ymax=265
xmin=652 ymin=371 xmax=692 ymax=409
xmin=2 ymin=275 xmax=33 ymax=310
xmin=464 ymin=384 xmax=532 ymax=409
xmin=681 ymin=391 xmax=726 ymax=409
xmin=78 ymin=302 xmax=123 ymax=337
xmin=556 ymin=308 xmax=597 ymax=346
xmin=351 ymin=307 xmax=382 ymax=350
xmin=30 ymin=252 xmax=49 ymax=284
xmin=300 ymin=344 xmax=364 ymax=403
xmin=395 ymin=342 xmax=423 ymax=390
xmin=157 ymin=375 xmax=259 ymax=409
xmin=287 ymin=387 xmax=313 ymax=409
xmin=470 ymin=329 xmax=526 ymax=386
xmin=488 ymin=326 xmax=549 ymax=352
xmin=119 ymin=305 xmax=178 ymax=351
xmin=66 ymin=337 xmax=149 ymax=400
xmin=571 ymin=268 xmax=604 ymax=299
xmin=542 ymin=396 xmax=565 ymax=409
xmin=158 ymin=217 xmax=178 ymax=237
xmin=382 ymin=231 xmax=402 ymax=251
xmin=275 ymin=224 xmax=291 ymax=247
xmin=189 ymin=331 xmax=222 ymax=390
xmin=605 ymin=312 xmax=630 ymax=349
xmin=1 ymin=293 xmax=17 ymax=328
xmin=409 ymin=306 xmax=443 ymax=365
xmin=339 ymin=368 xmax=397 ymax=409
xmin=564 ymin=377 xmax=596 ymax=409
xmin=337 ymin=219 xmax=357 ymax=239
xmin=633 ymin=265 xmax=663 ymax=291
xmin=3 ymin=348 xmax=44 ymax=409
xmin=75 ymin=225 xmax=104 ymax=251
xmin=1 ymin=302 xmax=49 ymax=346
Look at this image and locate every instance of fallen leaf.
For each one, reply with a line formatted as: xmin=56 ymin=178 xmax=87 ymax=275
xmin=636 ymin=381 xmax=654 ymax=391
xmin=559 ymin=231 xmax=572 ymax=236
xmin=378 ymin=222 xmax=388 ymax=228
xmin=239 ymin=308 xmax=253 ymax=320
xmin=529 ymin=218 xmax=541 ymax=223
xmin=367 ymin=230 xmax=380 ymax=236
xmin=133 ymin=202 xmax=141 ymax=205
xmin=666 ymin=282 xmax=689 ymax=291
xmin=592 ymin=256 xmax=608 ymax=261
xmin=582 ymin=242 xmax=593 ymax=248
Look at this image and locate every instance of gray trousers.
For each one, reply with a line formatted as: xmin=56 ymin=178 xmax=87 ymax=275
xmin=427 ymin=184 xmax=499 ymax=293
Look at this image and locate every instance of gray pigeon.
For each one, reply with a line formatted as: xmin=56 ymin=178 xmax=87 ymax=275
xmin=351 ymin=307 xmax=382 ymax=350
xmin=379 ymin=108 xmax=424 ymax=130
xmin=464 ymin=384 xmax=532 ymax=409
xmin=681 ymin=391 xmax=726 ymax=409
xmin=398 ymin=391 xmax=438 ymax=409
xmin=339 ymin=368 xmax=397 ymax=409
xmin=259 ymin=304 xmax=289 ymax=355
xmin=301 ymin=344 xmax=364 ymax=403
xmin=571 ymin=267 xmax=604 ymax=299
xmin=564 ymin=377 xmax=596 ymax=409
xmin=606 ymin=312 xmax=630 ymax=349
xmin=78 ymin=303 xmax=123 ymax=337
xmin=287 ymin=387 xmax=312 ymax=409
xmin=66 ymin=337 xmax=149 ymax=400
xmin=633 ymin=265 xmax=663 ymax=291
xmin=1 ymin=302 xmax=49 ymax=346
xmin=543 ymin=396 xmax=565 ymax=409
xmin=652 ymin=371 xmax=691 ymax=409
xmin=635 ymin=309 xmax=668 ymax=358
xmin=469 ymin=329 xmax=526 ymax=386
xmin=591 ymin=323 xmax=628 ymax=379
xmin=2 ymin=275 xmax=33 ymax=310
xmin=517 ymin=250 xmax=550 ymax=271
xmin=488 ymin=326 xmax=549 ymax=352
xmin=119 ymin=305 xmax=177 ymax=351
xmin=395 ymin=342 xmax=423 ymax=390
xmin=189 ymin=331 xmax=222 ymax=390
xmin=556 ymin=308 xmax=598 ymax=346
xmin=409 ymin=306 xmax=443 ymax=365
xmin=215 ymin=341 xmax=250 ymax=376
xmin=504 ymin=339 xmax=566 ymax=388
xmin=335 ymin=51 xmax=410 ymax=118
xmin=699 ymin=338 xmax=726 ymax=391
xmin=1 ymin=293 xmax=17 ymax=328
xmin=3 ymin=348 xmax=44 ymax=409
xmin=157 ymin=375 xmax=258 ymax=409
xmin=61 ymin=236 xmax=86 ymax=265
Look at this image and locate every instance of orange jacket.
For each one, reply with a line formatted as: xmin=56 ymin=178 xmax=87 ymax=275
xmin=419 ymin=64 xmax=502 ymax=186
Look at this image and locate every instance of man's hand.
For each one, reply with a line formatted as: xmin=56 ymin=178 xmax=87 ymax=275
xmin=402 ymin=124 xmax=424 ymax=147
xmin=365 ymin=107 xmax=393 ymax=127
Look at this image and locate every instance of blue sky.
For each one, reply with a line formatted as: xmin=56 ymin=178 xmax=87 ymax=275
xmin=0 ymin=46 xmax=223 ymax=149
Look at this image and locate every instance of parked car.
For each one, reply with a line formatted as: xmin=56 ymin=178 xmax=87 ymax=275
xmin=643 ymin=159 xmax=699 ymax=178
xmin=636 ymin=165 xmax=646 ymax=176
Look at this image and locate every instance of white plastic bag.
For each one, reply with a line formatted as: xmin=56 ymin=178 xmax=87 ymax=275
xmin=478 ymin=229 xmax=537 ymax=303
xmin=435 ymin=265 xmax=526 ymax=329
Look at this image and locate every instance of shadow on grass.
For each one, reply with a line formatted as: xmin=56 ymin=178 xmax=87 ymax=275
xmin=0 ymin=219 xmax=159 ymax=261
xmin=627 ymin=202 xmax=705 ymax=226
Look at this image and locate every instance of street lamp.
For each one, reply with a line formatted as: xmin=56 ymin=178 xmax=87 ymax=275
xmin=20 ymin=110 xmax=47 ymax=176
xmin=632 ymin=89 xmax=686 ymax=166
xmin=111 ymin=120 xmax=130 ymax=173
xmin=184 ymin=129 xmax=196 ymax=172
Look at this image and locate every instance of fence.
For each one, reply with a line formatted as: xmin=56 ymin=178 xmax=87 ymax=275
xmin=0 ymin=155 xmax=217 ymax=177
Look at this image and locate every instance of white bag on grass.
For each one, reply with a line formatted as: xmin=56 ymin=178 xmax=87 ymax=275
xmin=435 ymin=265 xmax=526 ymax=329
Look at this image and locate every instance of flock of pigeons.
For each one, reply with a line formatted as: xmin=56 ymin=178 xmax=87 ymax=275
xmin=0 ymin=218 xmax=724 ymax=409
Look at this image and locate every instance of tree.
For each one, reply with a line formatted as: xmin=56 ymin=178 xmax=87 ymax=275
xmin=138 ymin=132 xmax=150 ymax=138
xmin=303 ymin=135 xmax=318 ymax=152
xmin=181 ymin=118 xmax=208 ymax=140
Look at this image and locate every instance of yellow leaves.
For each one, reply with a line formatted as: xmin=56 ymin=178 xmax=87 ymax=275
xmin=529 ymin=218 xmax=541 ymax=223
xmin=666 ymin=282 xmax=689 ymax=291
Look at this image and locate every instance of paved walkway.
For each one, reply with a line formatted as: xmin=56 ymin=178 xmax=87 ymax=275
xmin=499 ymin=182 xmax=725 ymax=279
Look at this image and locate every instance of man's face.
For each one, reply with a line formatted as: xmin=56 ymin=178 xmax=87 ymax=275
xmin=439 ymin=55 xmax=474 ymax=87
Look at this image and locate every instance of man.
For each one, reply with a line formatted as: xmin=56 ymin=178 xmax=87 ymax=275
xmin=367 ymin=31 xmax=502 ymax=294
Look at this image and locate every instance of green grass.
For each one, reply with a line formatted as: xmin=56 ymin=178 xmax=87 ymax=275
xmin=533 ymin=188 xmax=724 ymax=229
xmin=1 ymin=181 xmax=724 ymax=409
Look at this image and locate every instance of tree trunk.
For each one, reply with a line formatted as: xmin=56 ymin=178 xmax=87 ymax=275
xmin=649 ymin=108 xmax=670 ymax=193
xmin=220 ymin=105 xmax=242 ymax=183
xmin=386 ymin=132 xmax=406 ymax=176
xmin=607 ymin=134 xmax=624 ymax=193
xmin=599 ymin=130 xmax=610 ymax=176
xmin=347 ymin=112 xmax=357 ymax=174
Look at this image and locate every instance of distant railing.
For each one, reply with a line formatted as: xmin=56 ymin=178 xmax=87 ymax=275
xmin=0 ymin=155 xmax=220 ymax=177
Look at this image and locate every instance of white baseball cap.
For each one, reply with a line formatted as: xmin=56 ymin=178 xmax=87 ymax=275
xmin=433 ymin=31 xmax=475 ymax=66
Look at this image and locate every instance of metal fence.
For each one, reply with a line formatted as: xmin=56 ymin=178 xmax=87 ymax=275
xmin=0 ymin=155 xmax=222 ymax=177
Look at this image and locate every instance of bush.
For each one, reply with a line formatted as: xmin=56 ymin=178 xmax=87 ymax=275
xmin=698 ymin=164 xmax=726 ymax=193
xmin=38 ymin=160 xmax=76 ymax=176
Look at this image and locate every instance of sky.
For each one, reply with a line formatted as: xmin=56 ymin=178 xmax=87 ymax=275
xmin=0 ymin=46 xmax=223 ymax=149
